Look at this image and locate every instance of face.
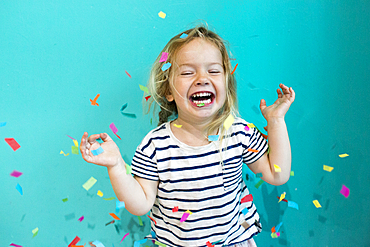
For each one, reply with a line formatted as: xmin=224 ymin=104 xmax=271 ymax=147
xmin=166 ymin=38 xmax=226 ymax=124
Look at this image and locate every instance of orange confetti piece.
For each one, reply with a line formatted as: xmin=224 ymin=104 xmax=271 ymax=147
xmin=147 ymin=215 xmax=157 ymax=224
xmin=271 ymin=226 xmax=276 ymax=233
xmin=231 ymin=63 xmax=238 ymax=75
xmin=109 ymin=213 xmax=121 ymax=220
xmin=90 ymin=94 xmax=100 ymax=106
xmin=125 ymin=70 xmax=132 ymax=78
xmin=172 ymin=206 xmax=179 ymax=212
xmin=247 ymin=148 xmax=259 ymax=153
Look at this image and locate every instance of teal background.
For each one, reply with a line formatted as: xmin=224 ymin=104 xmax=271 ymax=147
xmin=1 ymin=0 xmax=369 ymax=246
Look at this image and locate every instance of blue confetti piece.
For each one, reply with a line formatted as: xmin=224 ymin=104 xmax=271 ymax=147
xmin=116 ymin=200 xmax=125 ymax=213
xmin=120 ymin=103 xmax=128 ymax=111
xmin=208 ymin=135 xmax=219 ymax=141
xmin=180 ymin=33 xmax=188 ymax=38
xmin=151 ymin=230 xmax=156 ymax=238
xmin=0 ymin=122 xmax=6 ymax=127
xmin=134 ymin=239 xmax=147 ymax=247
xmin=91 ymin=146 xmax=104 ymax=156
xmin=287 ymin=200 xmax=299 ymax=210
xmin=92 ymin=240 xmax=105 ymax=247
xmin=242 ymin=207 xmax=249 ymax=215
xmin=276 ymin=222 xmax=283 ymax=232
xmin=161 ymin=62 xmax=171 ymax=71
xmin=16 ymin=183 xmax=23 ymax=195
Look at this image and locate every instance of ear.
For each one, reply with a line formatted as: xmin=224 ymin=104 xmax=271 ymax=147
xmin=166 ymin=94 xmax=174 ymax=102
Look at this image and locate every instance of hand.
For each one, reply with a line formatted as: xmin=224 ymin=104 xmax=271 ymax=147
xmin=260 ymin=83 xmax=295 ymax=122
xmin=80 ymin=132 xmax=123 ymax=168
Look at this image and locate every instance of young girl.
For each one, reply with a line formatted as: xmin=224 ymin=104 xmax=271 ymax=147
xmin=80 ymin=26 xmax=295 ymax=247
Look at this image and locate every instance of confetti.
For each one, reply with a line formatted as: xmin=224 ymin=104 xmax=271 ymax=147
xmin=62 ymin=198 xmax=68 ymax=202
xmin=116 ymin=200 xmax=125 ymax=213
xmin=223 ymin=114 xmax=235 ymax=130
xmin=161 ymin=62 xmax=171 ymax=71
xmin=10 ymin=244 xmax=23 ymax=247
xmin=73 ymin=139 xmax=79 ymax=147
xmin=208 ymin=135 xmax=219 ymax=141
xmin=231 ymin=63 xmax=238 ymax=75
xmin=248 ymin=148 xmax=259 ymax=153
xmin=91 ymin=146 xmax=104 ymax=156
xmin=137 ymin=216 xmax=143 ymax=226
xmin=180 ymin=33 xmax=188 ymax=39
xmin=82 ymin=177 xmax=97 ymax=191
xmin=92 ymin=240 xmax=105 ymax=247
xmin=206 ymin=241 xmax=215 ymax=247
xmin=278 ymin=192 xmax=286 ymax=203
xmin=254 ymin=179 xmax=264 ymax=189
xmin=180 ymin=212 xmax=190 ymax=222
xmin=126 ymin=164 xmax=132 ymax=174
xmin=241 ymin=207 xmax=249 ymax=215
xmin=103 ymin=197 xmax=115 ymax=200
xmin=244 ymin=125 xmax=250 ymax=131
xmin=287 ymin=200 xmax=299 ymax=210
xmin=97 ymin=190 xmax=103 ymax=197
xmin=147 ymin=215 xmax=157 ymax=224
xmin=0 ymin=122 xmax=6 ymax=127
xmin=241 ymin=194 xmax=253 ymax=203
xmin=276 ymin=222 xmax=283 ymax=232
xmin=290 ymin=171 xmax=294 ymax=176
xmin=90 ymin=94 xmax=100 ymax=106
xmin=139 ymin=85 xmax=149 ymax=94
xmin=16 ymin=183 xmax=23 ymax=195
xmin=5 ymin=138 xmax=21 ymax=151
xmin=313 ymin=200 xmax=321 ymax=208
xmin=10 ymin=170 xmax=23 ymax=177
xmin=339 ymin=153 xmax=349 ymax=158
xmin=105 ymin=220 xmax=115 ymax=226
xmin=197 ymin=103 xmax=205 ymax=107
xmin=134 ymin=239 xmax=147 ymax=247
xmin=277 ymin=196 xmax=288 ymax=203
xmin=173 ymin=124 xmax=182 ymax=128
xmin=154 ymin=241 xmax=166 ymax=247
xmin=172 ymin=206 xmax=179 ymax=212
xmin=60 ymin=150 xmax=70 ymax=156
xmin=125 ymin=70 xmax=132 ymax=78
xmin=323 ymin=165 xmax=334 ymax=172
xmin=71 ymin=146 xmax=79 ymax=155
xmin=32 ymin=227 xmax=39 ymax=237
xmin=145 ymin=95 xmax=151 ymax=101
xmin=159 ymin=52 xmax=169 ymax=62
xmin=78 ymin=216 xmax=84 ymax=222
xmin=109 ymin=213 xmax=121 ymax=220
xmin=121 ymin=233 xmax=129 ymax=243
xmin=68 ymin=236 xmax=81 ymax=247
xmin=274 ymin=164 xmax=281 ymax=172
xmin=158 ymin=11 xmax=166 ymax=18
xmin=340 ymin=185 xmax=350 ymax=198
xmin=247 ymin=123 xmax=255 ymax=128
xmin=109 ymin=123 xmax=118 ymax=134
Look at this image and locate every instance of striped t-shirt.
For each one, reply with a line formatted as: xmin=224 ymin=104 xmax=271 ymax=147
xmin=131 ymin=117 xmax=268 ymax=247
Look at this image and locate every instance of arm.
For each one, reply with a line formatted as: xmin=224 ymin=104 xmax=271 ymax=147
xmin=80 ymin=132 xmax=158 ymax=216
xmin=248 ymin=84 xmax=295 ymax=186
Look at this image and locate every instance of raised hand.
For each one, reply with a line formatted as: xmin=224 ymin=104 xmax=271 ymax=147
xmin=80 ymin=132 xmax=123 ymax=168
xmin=260 ymin=83 xmax=295 ymax=121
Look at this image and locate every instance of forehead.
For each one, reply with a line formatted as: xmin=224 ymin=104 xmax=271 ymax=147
xmin=174 ymin=38 xmax=222 ymax=65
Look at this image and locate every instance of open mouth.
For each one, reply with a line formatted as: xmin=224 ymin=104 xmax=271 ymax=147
xmin=189 ymin=91 xmax=215 ymax=107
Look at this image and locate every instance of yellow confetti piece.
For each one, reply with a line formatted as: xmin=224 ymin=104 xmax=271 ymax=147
xmin=274 ymin=164 xmax=281 ymax=173
xmin=73 ymin=139 xmax=79 ymax=147
xmin=278 ymin=192 xmax=286 ymax=203
xmin=173 ymin=124 xmax=182 ymax=128
xmin=339 ymin=153 xmax=349 ymax=158
xmin=323 ymin=165 xmax=334 ymax=172
xmin=32 ymin=227 xmax=39 ymax=237
xmin=223 ymin=114 xmax=235 ymax=130
xmin=158 ymin=11 xmax=166 ymax=19
xmin=60 ymin=150 xmax=70 ymax=156
xmin=185 ymin=210 xmax=193 ymax=215
xmin=82 ymin=177 xmax=97 ymax=191
xmin=313 ymin=200 xmax=321 ymax=208
xmin=97 ymin=190 xmax=103 ymax=197
xmin=103 ymin=197 xmax=116 ymax=201
xmin=247 ymin=123 xmax=255 ymax=128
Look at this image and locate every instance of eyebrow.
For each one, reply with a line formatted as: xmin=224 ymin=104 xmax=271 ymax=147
xmin=178 ymin=62 xmax=223 ymax=68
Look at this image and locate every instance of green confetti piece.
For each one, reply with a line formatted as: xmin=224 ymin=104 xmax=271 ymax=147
xmin=290 ymin=171 xmax=294 ymax=176
xmin=155 ymin=240 xmax=166 ymax=247
xmin=197 ymin=103 xmax=205 ymax=107
xmin=32 ymin=227 xmax=39 ymax=238
xmin=138 ymin=216 xmax=143 ymax=226
xmin=103 ymin=197 xmax=116 ymax=201
xmin=62 ymin=198 xmax=68 ymax=202
xmin=255 ymin=179 xmax=264 ymax=189
xmin=139 ymin=85 xmax=149 ymax=94
xmin=126 ymin=164 xmax=132 ymax=175
xmin=71 ymin=145 xmax=79 ymax=154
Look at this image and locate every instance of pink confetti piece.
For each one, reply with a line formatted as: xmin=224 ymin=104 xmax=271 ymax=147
xmin=180 ymin=212 xmax=190 ymax=222
xmin=10 ymin=170 xmax=23 ymax=178
xmin=244 ymin=125 xmax=250 ymax=131
xmin=5 ymin=138 xmax=21 ymax=151
xmin=10 ymin=244 xmax=23 ymax=247
xmin=340 ymin=185 xmax=350 ymax=198
xmin=109 ymin=123 xmax=118 ymax=134
xmin=66 ymin=135 xmax=76 ymax=140
xmin=159 ymin=52 xmax=169 ymax=62
xmin=125 ymin=70 xmax=132 ymax=78
xmin=78 ymin=216 xmax=84 ymax=222
xmin=121 ymin=232 xmax=129 ymax=243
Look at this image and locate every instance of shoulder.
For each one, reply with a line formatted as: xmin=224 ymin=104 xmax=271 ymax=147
xmin=137 ymin=122 xmax=171 ymax=151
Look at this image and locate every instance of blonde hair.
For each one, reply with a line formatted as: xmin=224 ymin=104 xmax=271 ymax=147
xmin=146 ymin=24 xmax=238 ymax=146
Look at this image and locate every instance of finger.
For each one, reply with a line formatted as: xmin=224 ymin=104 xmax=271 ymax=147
xmin=87 ymin=134 xmax=102 ymax=145
xmin=280 ymin=84 xmax=291 ymax=95
xmin=277 ymin=88 xmax=283 ymax=98
xmin=260 ymin=99 xmax=267 ymax=112
xmin=80 ymin=132 xmax=91 ymax=161
xmin=100 ymin=133 xmax=112 ymax=142
xmin=289 ymin=87 xmax=296 ymax=102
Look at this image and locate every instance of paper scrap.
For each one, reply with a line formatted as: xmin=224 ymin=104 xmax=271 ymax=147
xmin=276 ymin=222 xmax=283 ymax=232
xmin=121 ymin=233 xmax=129 ymax=243
xmin=73 ymin=139 xmax=79 ymax=147
xmin=10 ymin=244 xmax=23 ymax=247
xmin=5 ymin=138 xmax=21 ymax=151
xmin=180 ymin=212 xmax=190 ymax=222
xmin=90 ymin=94 xmax=100 ymax=106
xmin=244 ymin=125 xmax=250 ymax=131
xmin=109 ymin=123 xmax=118 ymax=134
xmin=139 ymin=85 xmax=149 ymax=94
xmin=145 ymin=95 xmax=151 ymax=101
xmin=287 ymin=200 xmax=299 ymax=210
xmin=147 ymin=215 xmax=157 ymax=224
xmin=0 ymin=122 xmax=6 ymax=127
xmin=116 ymin=200 xmax=125 ymax=213
xmin=313 ymin=200 xmax=321 ymax=208
xmin=339 ymin=153 xmax=349 ymax=158
xmin=161 ymin=62 xmax=171 ymax=71
xmin=110 ymin=213 xmax=121 ymax=220
xmin=62 ymin=198 xmax=68 ymax=202
xmin=278 ymin=192 xmax=286 ymax=203
xmin=16 ymin=183 xmax=23 ymax=195
xmin=82 ymin=177 xmax=97 ymax=191
xmin=231 ymin=63 xmax=238 ymax=75
xmin=247 ymin=123 xmax=255 ymax=128
xmin=173 ymin=124 xmax=182 ymax=128
xmin=290 ymin=171 xmax=294 ymax=176
xmin=158 ymin=11 xmax=166 ymax=18
xmin=92 ymin=240 xmax=105 ymax=247
xmin=121 ymin=112 xmax=137 ymax=118
xmin=125 ymin=164 xmax=132 ymax=175
xmin=254 ymin=179 xmax=264 ymax=189
xmin=224 ymin=114 xmax=235 ymax=130
xmin=159 ymin=52 xmax=169 ymax=62
xmin=154 ymin=241 xmax=166 ymax=247
xmin=137 ymin=216 xmax=143 ymax=226
xmin=103 ymin=197 xmax=115 ymax=200
xmin=105 ymin=220 xmax=115 ymax=226
xmin=271 ymin=232 xmax=278 ymax=238
xmin=60 ymin=150 xmax=70 ymax=156
xmin=10 ymin=170 xmax=23 ymax=177
xmin=68 ymin=236 xmax=81 ymax=247
xmin=32 ymin=227 xmax=39 ymax=237
xmin=97 ymin=190 xmax=103 ymax=197
xmin=340 ymin=185 xmax=350 ymax=198
xmin=197 ymin=103 xmax=205 ymax=107
xmin=180 ymin=33 xmax=188 ymax=39
xmin=91 ymin=146 xmax=104 ymax=156
xmin=125 ymin=70 xmax=131 ymax=78
xmin=323 ymin=165 xmax=334 ymax=172
xmin=247 ymin=148 xmax=259 ymax=153
xmin=241 ymin=194 xmax=253 ymax=203
xmin=71 ymin=146 xmax=79 ymax=155
xmin=241 ymin=207 xmax=249 ymax=215
xmin=208 ymin=135 xmax=219 ymax=141
xmin=172 ymin=206 xmax=179 ymax=212
xmin=134 ymin=239 xmax=147 ymax=247
xmin=78 ymin=216 xmax=84 ymax=222
xmin=274 ymin=164 xmax=281 ymax=172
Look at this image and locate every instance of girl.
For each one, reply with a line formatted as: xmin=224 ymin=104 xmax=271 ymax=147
xmin=80 ymin=26 xmax=295 ymax=247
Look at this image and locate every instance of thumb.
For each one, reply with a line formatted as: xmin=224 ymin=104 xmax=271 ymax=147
xmin=260 ymin=99 xmax=267 ymax=112
xmin=100 ymin=133 xmax=113 ymax=142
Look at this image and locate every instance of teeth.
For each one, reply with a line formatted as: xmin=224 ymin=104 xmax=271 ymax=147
xmin=193 ymin=99 xmax=211 ymax=104
xmin=192 ymin=92 xmax=212 ymax=98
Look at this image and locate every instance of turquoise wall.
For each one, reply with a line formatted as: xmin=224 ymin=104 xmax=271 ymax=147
xmin=1 ymin=0 xmax=369 ymax=246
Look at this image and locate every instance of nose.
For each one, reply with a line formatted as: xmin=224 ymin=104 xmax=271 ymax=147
xmin=195 ymin=73 xmax=210 ymax=86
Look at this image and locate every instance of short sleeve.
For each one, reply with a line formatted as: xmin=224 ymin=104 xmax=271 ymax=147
xmin=242 ymin=126 xmax=268 ymax=165
xmin=131 ymin=138 xmax=159 ymax=181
